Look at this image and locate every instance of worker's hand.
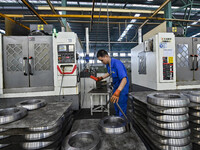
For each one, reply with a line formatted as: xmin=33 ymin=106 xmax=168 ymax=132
xmin=90 ymin=76 xmax=103 ymax=82
xmin=111 ymin=89 xmax=121 ymax=103
xmin=96 ymin=77 xmax=103 ymax=82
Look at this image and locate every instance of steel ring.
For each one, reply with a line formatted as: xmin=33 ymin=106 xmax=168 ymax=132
xmin=22 ymin=141 xmax=53 ymax=149
xmin=182 ymin=91 xmax=200 ymax=103
xmin=16 ymin=99 xmax=46 ymax=110
xmin=147 ymin=111 xmax=189 ymax=122
xmin=147 ymin=104 xmax=188 ymax=115
xmin=153 ymin=140 xmax=192 ymax=150
xmin=147 ymin=93 xmax=189 ymax=107
xmin=98 ymin=116 xmax=127 ymax=134
xmin=62 ymin=130 xmax=100 ymax=150
xmin=149 ymin=125 xmax=191 ymax=138
xmin=148 ymin=117 xmax=189 ymax=130
xmin=148 ymin=129 xmax=190 ymax=146
xmin=25 ymin=127 xmax=60 ymax=140
xmin=0 ymin=107 xmax=27 ymax=125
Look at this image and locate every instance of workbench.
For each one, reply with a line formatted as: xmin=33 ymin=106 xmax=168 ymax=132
xmin=88 ymin=88 xmax=110 ymax=115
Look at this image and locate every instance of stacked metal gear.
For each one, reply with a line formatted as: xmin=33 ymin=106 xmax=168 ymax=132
xmin=182 ymin=91 xmax=200 ymax=149
xmin=0 ymin=101 xmax=73 ymax=150
xmin=147 ymin=93 xmax=191 ymax=150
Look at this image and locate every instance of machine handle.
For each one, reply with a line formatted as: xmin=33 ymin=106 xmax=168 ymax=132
xmin=189 ymin=55 xmax=194 ymax=71
xmin=29 ymin=56 xmax=33 ymax=75
xmin=194 ymin=55 xmax=199 ymax=71
xmin=23 ymin=57 xmax=28 ymax=76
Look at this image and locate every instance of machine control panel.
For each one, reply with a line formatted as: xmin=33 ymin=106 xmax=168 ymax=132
xmin=163 ymin=57 xmax=173 ymax=80
xmin=57 ymin=44 xmax=75 ymax=63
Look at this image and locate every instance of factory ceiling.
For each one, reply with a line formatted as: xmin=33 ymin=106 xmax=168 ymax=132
xmin=0 ymin=0 xmax=200 ymax=52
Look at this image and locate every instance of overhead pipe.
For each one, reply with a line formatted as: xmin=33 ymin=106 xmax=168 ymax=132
xmin=2 ymin=14 xmax=200 ymax=24
xmin=139 ymin=0 xmax=172 ymax=29
xmin=21 ymin=0 xmax=47 ymax=24
xmin=38 ymin=6 xmax=164 ymax=14
xmin=138 ymin=0 xmax=172 ymax=43
xmin=0 ymin=12 xmax=30 ymax=30
xmin=46 ymin=0 xmax=65 ymax=31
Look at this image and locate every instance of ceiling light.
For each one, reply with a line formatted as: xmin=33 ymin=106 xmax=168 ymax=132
xmin=118 ymin=14 xmax=140 ymax=41
xmin=0 ymin=29 xmax=5 ymax=34
xmin=191 ymin=32 xmax=200 ymax=37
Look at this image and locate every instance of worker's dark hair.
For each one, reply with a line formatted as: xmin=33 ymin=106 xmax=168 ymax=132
xmin=97 ymin=49 xmax=108 ymax=57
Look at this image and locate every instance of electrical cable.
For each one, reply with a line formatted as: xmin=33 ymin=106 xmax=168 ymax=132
xmin=130 ymin=26 xmax=139 ymax=42
xmin=59 ymin=67 xmax=65 ymax=101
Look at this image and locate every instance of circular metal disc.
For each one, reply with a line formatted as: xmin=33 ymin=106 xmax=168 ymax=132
xmin=98 ymin=116 xmax=127 ymax=134
xmin=16 ymin=99 xmax=46 ymax=110
xmin=62 ymin=130 xmax=100 ymax=150
xmin=182 ymin=91 xmax=200 ymax=103
xmin=147 ymin=111 xmax=189 ymax=123
xmin=148 ymin=104 xmax=188 ymax=115
xmin=148 ymin=128 xmax=190 ymax=146
xmin=0 ymin=107 xmax=27 ymax=125
xmin=147 ymin=93 xmax=189 ymax=107
xmin=148 ymin=117 xmax=189 ymax=130
xmin=22 ymin=141 xmax=53 ymax=149
xmin=149 ymin=125 xmax=191 ymax=138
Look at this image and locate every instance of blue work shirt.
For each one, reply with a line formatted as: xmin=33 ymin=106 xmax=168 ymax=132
xmin=106 ymin=58 xmax=129 ymax=94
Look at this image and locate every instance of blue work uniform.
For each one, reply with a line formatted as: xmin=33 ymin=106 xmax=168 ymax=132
xmin=106 ymin=58 xmax=129 ymax=117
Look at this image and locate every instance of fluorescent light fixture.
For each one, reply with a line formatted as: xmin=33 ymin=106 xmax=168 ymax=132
xmin=89 ymin=60 xmax=94 ymax=63
xmin=58 ymin=11 xmax=62 ymax=15
xmin=191 ymin=32 xmax=200 ymax=37
xmin=0 ymin=29 xmax=5 ymax=34
xmin=113 ymin=53 xmax=118 ymax=57
xmin=80 ymin=60 xmax=84 ymax=64
xmin=128 ymin=53 xmax=131 ymax=56
xmin=79 ymin=53 xmax=84 ymax=57
xmin=89 ymin=53 xmax=94 ymax=57
xmin=97 ymin=60 xmax=101 ymax=63
xmin=147 ymin=0 xmax=153 ymax=1
xmin=120 ymin=53 xmax=126 ymax=57
xmin=118 ymin=14 xmax=140 ymax=41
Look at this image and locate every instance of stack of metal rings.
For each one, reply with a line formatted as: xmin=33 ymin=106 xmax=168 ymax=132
xmin=0 ymin=102 xmax=73 ymax=150
xmin=147 ymin=93 xmax=191 ymax=150
xmin=183 ymin=91 xmax=200 ymax=149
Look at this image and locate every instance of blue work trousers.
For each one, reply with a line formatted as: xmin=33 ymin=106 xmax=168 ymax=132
xmin=114 ymin=92 xmax=128 ymax=117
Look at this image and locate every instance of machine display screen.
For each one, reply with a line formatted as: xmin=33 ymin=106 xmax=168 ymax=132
xmin=58 ymin=45 xmax=67 ymax=52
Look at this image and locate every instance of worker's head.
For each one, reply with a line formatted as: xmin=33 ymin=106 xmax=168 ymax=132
xmin=97 ymin=49 xmax=110 ymax=65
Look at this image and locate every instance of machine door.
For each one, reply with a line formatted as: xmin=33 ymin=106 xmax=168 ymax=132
xmin=193 ymin=38 xmax=200 ymax=80
xmin=28 ymin=36 xmax=54 ymax=87
xmin=175 ymin=37 xmax=193 ymax=81
xmin=3 ymin=36 xmax=29 ymax=88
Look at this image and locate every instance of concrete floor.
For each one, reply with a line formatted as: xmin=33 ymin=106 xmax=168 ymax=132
xmin=70 ymin=119 xmax=147 ymax=150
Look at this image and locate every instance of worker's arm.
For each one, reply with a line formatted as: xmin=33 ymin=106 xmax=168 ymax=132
xmin=101 ymin=72 xmax=110 ymax=79
xmin=117 ymin=77 xmax=127 ymax=91
xmin=111 ymin=77 xmax=127 ymax=103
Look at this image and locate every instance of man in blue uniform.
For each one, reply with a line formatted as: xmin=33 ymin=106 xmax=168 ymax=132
xmin=94 ymin=49 xmax=129 ymax=117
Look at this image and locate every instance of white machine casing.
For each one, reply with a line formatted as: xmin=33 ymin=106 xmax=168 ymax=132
xmin=0 ymin=34 xmax=3 ymax=94
xmin=131 ymin=32 xmax=176 ymax=90
xmin=53 ymin=32 xmax=83 ymax=95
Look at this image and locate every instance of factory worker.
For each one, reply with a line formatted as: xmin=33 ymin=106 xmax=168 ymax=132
xmin=95 ymin=49 xmax=129 ymax=117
